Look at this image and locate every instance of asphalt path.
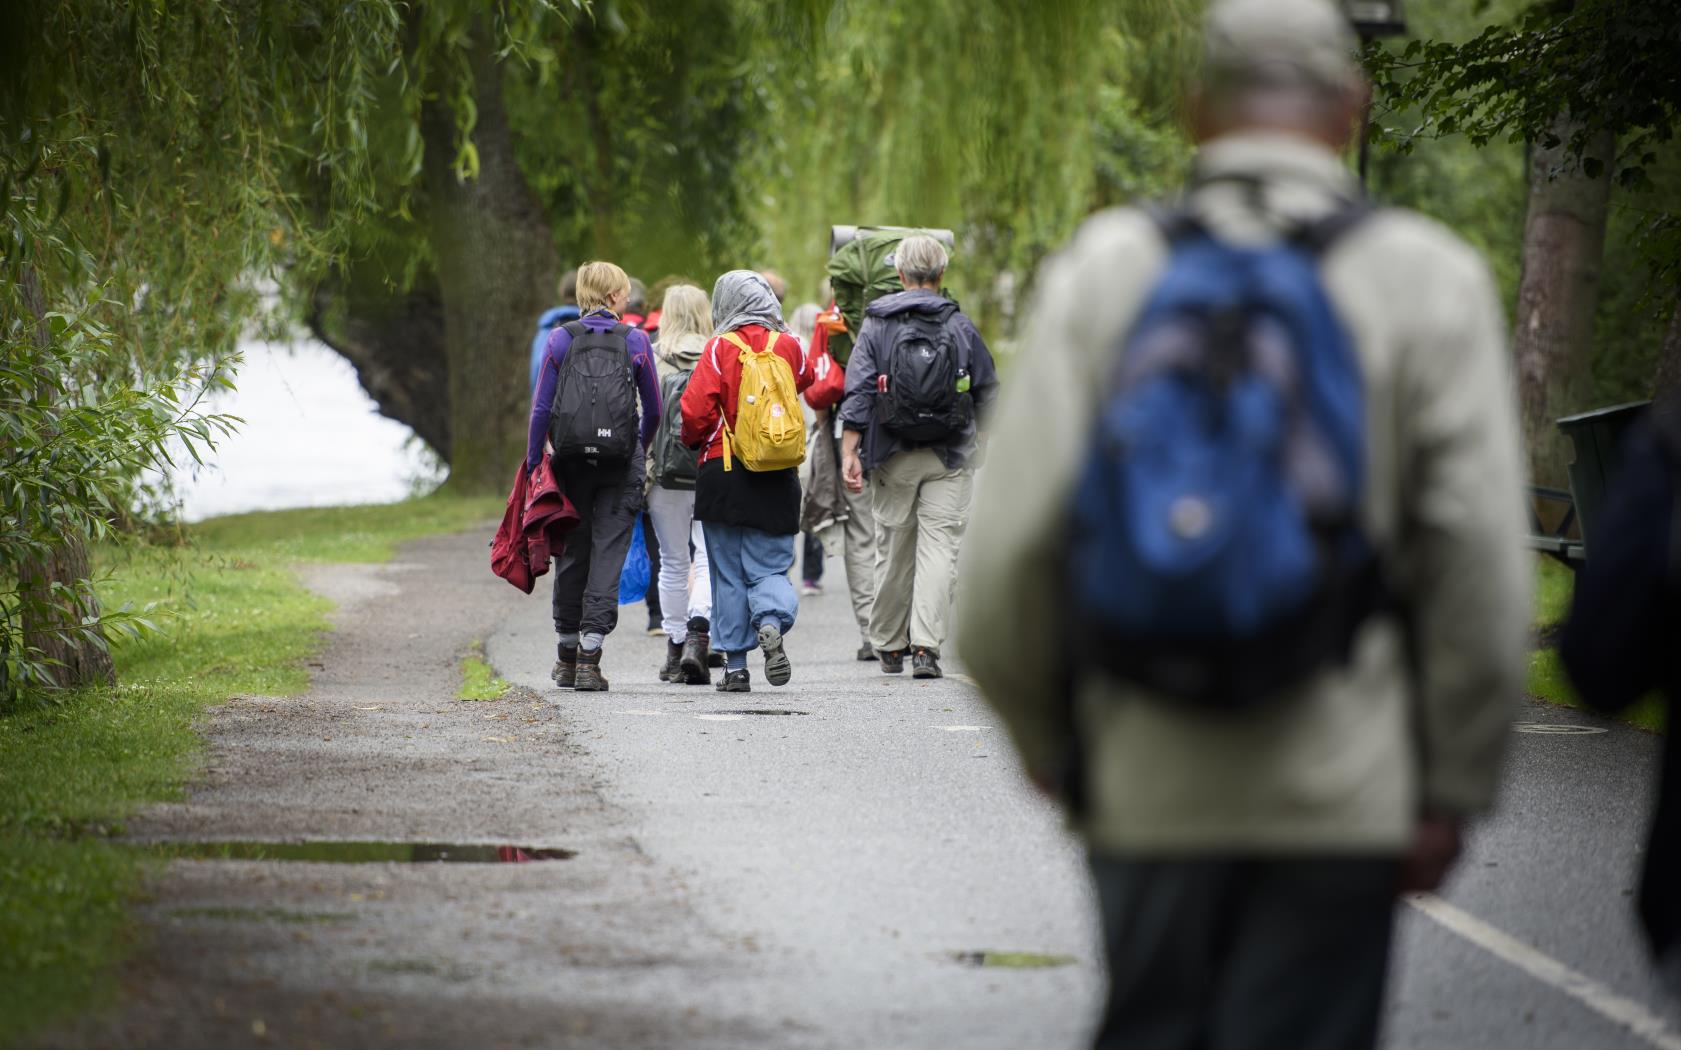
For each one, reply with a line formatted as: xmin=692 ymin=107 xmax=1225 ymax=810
xmin=490 ymin=550 xmax=1681 ymax=1049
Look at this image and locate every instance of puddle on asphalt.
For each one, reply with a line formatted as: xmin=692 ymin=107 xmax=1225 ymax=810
xmin=952 ymin=950 xmax=1077 ymax=969
xmin=708 ymin=709 xmax=809 ymax=717
xmin=141 ymin=841 xmax=576 ymax=863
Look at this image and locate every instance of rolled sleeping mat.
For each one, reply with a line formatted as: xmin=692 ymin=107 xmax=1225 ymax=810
xmin=829 ymin=225 xmax=956 ymax=256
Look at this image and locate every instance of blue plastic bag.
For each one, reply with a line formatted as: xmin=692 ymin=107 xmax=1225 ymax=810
xmin=618 ymin=516 xmax=651 ymax=605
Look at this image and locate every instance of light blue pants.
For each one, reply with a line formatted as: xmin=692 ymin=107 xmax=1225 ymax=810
xmin=702 ymin=522 xmax=797 ymax=654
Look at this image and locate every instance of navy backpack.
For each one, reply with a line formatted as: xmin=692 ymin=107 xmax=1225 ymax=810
xmin=1066 ymin=202 xmax=1383 ymax=708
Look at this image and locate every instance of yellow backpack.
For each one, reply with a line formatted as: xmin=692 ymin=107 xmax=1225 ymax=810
xmin=719 ymin=331 xmax=806 ymax=473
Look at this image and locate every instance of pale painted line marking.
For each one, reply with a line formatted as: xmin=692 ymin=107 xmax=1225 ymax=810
xmin=1407 ymin=893 xmax=1681 ymax=1050
xmin=614 ymin=709 xmax=665 ymax=717
xmin=696 ymin=714 xmax=743 ymax=722
xmin=932 ymin=726 xmax=989 ymax=733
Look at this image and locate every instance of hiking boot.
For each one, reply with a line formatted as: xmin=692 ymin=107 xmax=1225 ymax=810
xmin=716 ymin=668 xmax=751 ymax=692
xmin=911 ymin=647 xmax=942 ymax=679
xmin=574 ymin=646 xmax=609 ymax=692
xmin=552 ymin=643 xmax=578 ymax=688
xmin=758 ymin=621 xmax=792 ymax=687
xmin=659 ymin=640 xmax=683 ymax=683
xmin=856 ymin=644 xmax=878 ymax=663
xmin=878 ymin=649 xmax=906 ymax=674
xmin=679 ymin=617 xmax=712 ymax=685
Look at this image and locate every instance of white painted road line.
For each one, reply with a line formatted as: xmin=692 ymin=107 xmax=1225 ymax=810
xmin=1407 ymin=893 xmax=1681 ymax=1050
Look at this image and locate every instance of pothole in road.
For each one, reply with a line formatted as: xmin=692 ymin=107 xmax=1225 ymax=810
xmin=951 ymin=950 xmax=1078 ymax=969
xmin=708 ymin=709 xmax=809 ymax=716
xmin=141 ymin=841 xmax=576 ymax=863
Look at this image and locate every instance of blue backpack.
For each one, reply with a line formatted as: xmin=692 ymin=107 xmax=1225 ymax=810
xmin=1066 ymin=203 xmax=1382 ymax=708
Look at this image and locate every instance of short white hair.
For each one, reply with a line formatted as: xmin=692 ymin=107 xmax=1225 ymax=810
xmin=895 ymin=235 xmax=947 ymax=286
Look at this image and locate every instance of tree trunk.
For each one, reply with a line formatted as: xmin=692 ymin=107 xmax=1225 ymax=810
xmin=1511 ymin=117 xmax=1615 ymax=486
xmin=1653 ymin=290 xmax=1681 ymax=405
xmin=307 ymin=277 xmax=451 ymax=462
xmin=15 ymin=264 xmax=115 ymax=690
xmin=421 ymin=22 xmax=558 ymax=494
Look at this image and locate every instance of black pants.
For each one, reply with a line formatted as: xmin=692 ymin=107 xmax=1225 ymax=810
xmin=801 ymin=531 xmax=824 ymax=584
xmin=1088 ymin=854 xmax=1399 ymax=1050
xmin=551 ymin=453 xmax=643 ymax=640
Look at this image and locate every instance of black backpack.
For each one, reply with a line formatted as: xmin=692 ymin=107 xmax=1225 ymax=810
xmin=549 ymin=321 xmax=638 ymax=464
xmin=650 ymin=368 xmax=699 ymax=490
xmin=880 ymin=306 xmax=972 ymax=443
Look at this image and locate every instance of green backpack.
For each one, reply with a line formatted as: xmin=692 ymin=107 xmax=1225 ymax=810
xmin=825 ymin=227 xmax=949 ymax=367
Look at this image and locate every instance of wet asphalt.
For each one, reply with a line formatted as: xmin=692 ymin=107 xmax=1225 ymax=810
xmin=35 ymin=527 xmax=1677 ymax=1048
xmin=490 ymin=544 xmax=1681 ymax=1049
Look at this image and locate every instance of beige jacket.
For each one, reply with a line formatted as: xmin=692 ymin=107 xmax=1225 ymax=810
xmin=957 ymin=132 xmax=1530 ymax=855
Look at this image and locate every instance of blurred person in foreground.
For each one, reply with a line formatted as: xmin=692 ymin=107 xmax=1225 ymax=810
xmin=957 ymin=1 xmax=1529 ymax=1046
xmin=1560 ymin=400 xmax=1681 ymax=997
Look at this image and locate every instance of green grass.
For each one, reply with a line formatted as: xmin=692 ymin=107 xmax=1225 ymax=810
xmin=0 ymin=494 xmax=499 ymax=1045
xmin=1524 ymin=555 xmax=1668 ymax=734
xmin=457 ymin=642 xmax=509 ymax=701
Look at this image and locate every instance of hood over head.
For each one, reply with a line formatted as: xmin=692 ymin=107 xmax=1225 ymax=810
xmin=711 ymin=270 xmax=788 ymax=336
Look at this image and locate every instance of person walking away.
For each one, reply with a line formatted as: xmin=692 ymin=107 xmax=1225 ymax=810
xmin=679 ymin=271 xmax=812 ymax=692
xmin=646 ymin=283 xmax=717 ymax=685
xmin=813 ymin=300 xmax=878 ymax=662
xmin=530 ymin=268 xmax=581 ymax=392
xmin=956 ymin=2 xmax=1530 ymax=1046
xmin=527 ymin=260 xmax=663 ymax=692
xmin=840 ymin=235 xmax=998 ymax=679
xmin=1560 ymin=400 xmax=1681 ymax=996
xmin=789 ymin=301 xmax=827 ymax=595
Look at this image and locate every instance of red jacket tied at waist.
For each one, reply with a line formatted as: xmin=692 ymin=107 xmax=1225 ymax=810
xmin=491 ymin=454 xmax=580 ymax=593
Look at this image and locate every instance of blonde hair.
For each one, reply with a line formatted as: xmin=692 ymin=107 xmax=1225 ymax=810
xmin=576 ymin=261 xmax=630 ymax=312
xmin=658 ymin=284 xmax=712 ymax=345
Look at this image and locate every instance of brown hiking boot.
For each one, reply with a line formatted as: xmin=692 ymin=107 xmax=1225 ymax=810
xmin=659 ymin=640 xmax=683 ymax=683
xmin=551 ymin=644 xmax=578 ymax=688
xmin=679 ymin=617 xmax=712 ymax=685
xmin=574 ymin=646 xmax=609 ymax=692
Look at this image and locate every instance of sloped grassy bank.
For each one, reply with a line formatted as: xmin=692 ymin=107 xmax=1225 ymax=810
xmin=0 ymin=495 xmax=499 ymax=1044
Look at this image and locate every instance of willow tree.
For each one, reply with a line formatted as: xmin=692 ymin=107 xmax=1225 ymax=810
xmin=753 ymin=0 xmax=1196 ymax=337
xmin=0 ymin=1 xmax=569 ymax=701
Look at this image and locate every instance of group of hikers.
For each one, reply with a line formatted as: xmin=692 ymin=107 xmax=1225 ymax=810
xmin=507 ymin=0 xmax=1679 ymax=1046
xmin=522 ymin=236 xmax=997 ymax=695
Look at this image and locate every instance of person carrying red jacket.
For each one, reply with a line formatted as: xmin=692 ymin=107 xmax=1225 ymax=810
xmin=679 ymin=270 xmax=812 ymax=692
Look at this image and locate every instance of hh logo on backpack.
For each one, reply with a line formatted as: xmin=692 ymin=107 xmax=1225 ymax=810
xmin=720 ymin=331 xmax=805 ymax=473
xmin=549 ymin=321 xmax=638 ymax=465
xmin=879 ymin=304 xmax=972 ymax=442
xmin=1066 ymin=202 xmax=1383 ymax=709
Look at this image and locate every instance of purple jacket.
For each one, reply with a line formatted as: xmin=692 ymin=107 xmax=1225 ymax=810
xmin=527 ymin=308 xmax=662 ymax=470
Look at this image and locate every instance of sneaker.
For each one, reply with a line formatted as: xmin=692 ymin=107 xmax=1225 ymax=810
xmin=716 ymin=668 xmax=751 ymax=693
xmin=911 ymin=647 xmax=942 ymax=679
xmin=645 ymin=615 xmax=664 ymax=637
xmin=856 ymin=644 xmax=878 ymax=663
xmin=758 ymin=621 xmax=792 ymax=687
xmin=800 ymin=580 xmax=823 ymax=596
xmin=879 ymin=649 xmax=905 ymax=675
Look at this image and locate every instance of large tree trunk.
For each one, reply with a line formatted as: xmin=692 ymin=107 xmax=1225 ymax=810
xmin=15 ymin=264 xmax=114 ymax=690
xmin=421 ymin=22 xmax=558 ymax=494
xmin=1654 ymin=290 xmax=1681 ymax=405
xmin=1511 ymin=117 xmax=1615 ymax=487
xmin=307 ymin=278 xmax=451 ymax=462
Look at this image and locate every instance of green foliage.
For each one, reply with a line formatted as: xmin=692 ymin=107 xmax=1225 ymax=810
xmin=0 ymin=493 xmax=500 ymax=1042
xmin=458 ymin=642 xmax=510 ymax=701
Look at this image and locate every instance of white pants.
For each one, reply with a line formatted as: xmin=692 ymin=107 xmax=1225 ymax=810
xmin=647 ymin=485 xmax=711 ymax=642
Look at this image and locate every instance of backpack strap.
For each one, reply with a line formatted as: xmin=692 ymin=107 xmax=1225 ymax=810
xmin=1148 ymin=177 xmax=1372 ymax=256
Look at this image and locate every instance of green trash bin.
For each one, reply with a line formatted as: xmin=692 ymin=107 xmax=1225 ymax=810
xmin=1556 ymin=401 xmax=1649 ymax=552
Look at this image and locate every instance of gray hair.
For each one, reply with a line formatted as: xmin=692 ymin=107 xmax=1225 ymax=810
xmin=894 ymin=235 xmax=948 ymax=286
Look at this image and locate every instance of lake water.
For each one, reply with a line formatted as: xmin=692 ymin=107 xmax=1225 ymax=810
xmin=171 ymin=338 xmax=443 ymax=522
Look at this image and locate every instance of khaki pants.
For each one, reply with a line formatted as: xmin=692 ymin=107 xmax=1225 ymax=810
xmin=867 ymin=448 xmax=972 ymax=654
xmin=840 ymin=473 xmax=875 ymax=647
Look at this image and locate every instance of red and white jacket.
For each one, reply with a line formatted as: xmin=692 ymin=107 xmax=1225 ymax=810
xmin=678 ymin=324 xmax=813 ymax=466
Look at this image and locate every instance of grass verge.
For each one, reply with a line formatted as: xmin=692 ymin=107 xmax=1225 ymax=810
xmin=1525 ymin=556 xmax=1668 ymax=734
xmin=0 ymin=494 xmax=499 ymax=1045
xmin=457 ymin=642 xmax=509 ymax=701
